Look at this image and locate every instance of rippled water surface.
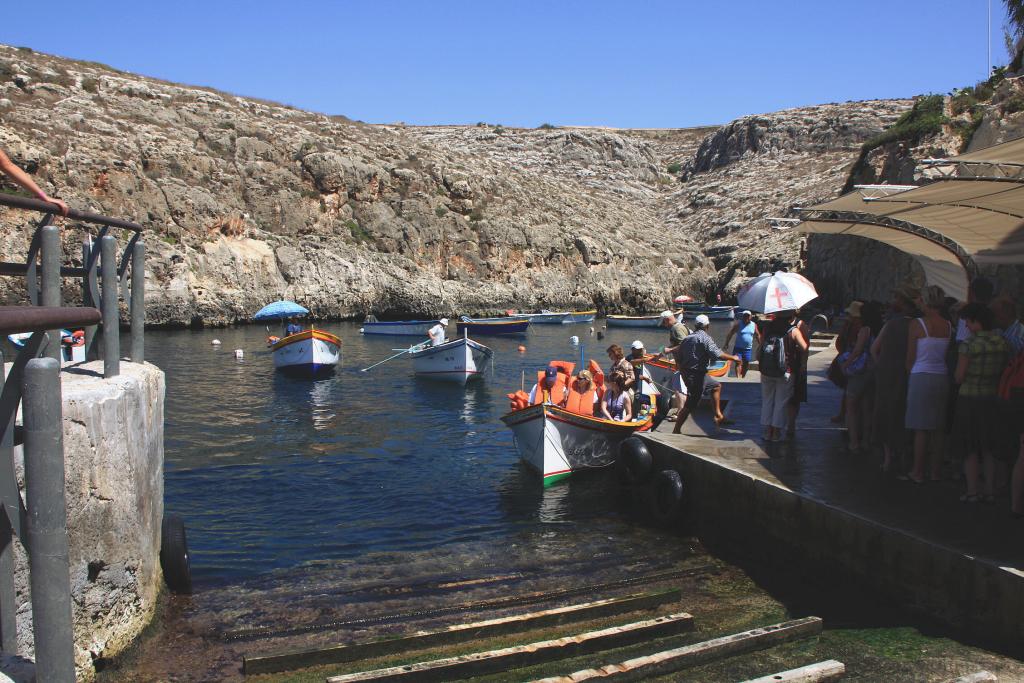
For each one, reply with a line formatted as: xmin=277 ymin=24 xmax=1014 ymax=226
xmin=151 ymin=320 xmax=722 ymax=585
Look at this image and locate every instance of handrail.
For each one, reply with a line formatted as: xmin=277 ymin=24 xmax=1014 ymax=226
xmin=0 ymin=192 xmax=143 ymax=232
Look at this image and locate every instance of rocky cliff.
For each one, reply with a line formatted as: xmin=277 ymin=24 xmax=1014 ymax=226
xmin=0 ymin=45 xmax=917 ymax=325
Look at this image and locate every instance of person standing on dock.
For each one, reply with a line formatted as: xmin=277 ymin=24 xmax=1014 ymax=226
xmin=724 ymin=310 xmax=759 ymax=378
xmin=428 ymin=318 xmax=449 ymax=346
xmin=0 ymin=148 xmax=68 ymax=216
xmin=670 ymin=314 xmax=740 ymax=434
xmin=659 ymin=310 xmax=691 ymax=423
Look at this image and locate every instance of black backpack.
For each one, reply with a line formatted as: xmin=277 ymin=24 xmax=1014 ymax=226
xmin=758 ymin=325 xmax=793 ymax=378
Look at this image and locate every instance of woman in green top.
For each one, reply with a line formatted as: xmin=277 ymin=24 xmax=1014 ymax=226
xmin=954 ymin=303 xmax=1012 ymax=504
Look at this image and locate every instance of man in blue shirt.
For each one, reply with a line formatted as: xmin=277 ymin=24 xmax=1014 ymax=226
xmin=285 ymin=318 xmax=302 ymax=336
xmin=671 ymin=314 xmax=740 ymax=434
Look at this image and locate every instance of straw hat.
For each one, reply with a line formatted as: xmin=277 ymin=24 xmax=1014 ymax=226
xmin=845 ymin=301 xmax=864 ymax=317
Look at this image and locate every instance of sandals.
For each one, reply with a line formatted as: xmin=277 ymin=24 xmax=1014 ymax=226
xmin=959 ymin=493 xmax=979 ymax=504
xmin=897 ymin=473 xmax=924 ymax=485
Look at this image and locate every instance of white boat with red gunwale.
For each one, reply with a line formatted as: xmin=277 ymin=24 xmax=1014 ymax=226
xmin=409 ymin=334 xmax=493 ymax=384
xmin=502 ymin=360 xmax=653 ymax=485
xmin=268 ymin=328 xmax=341 ymax=376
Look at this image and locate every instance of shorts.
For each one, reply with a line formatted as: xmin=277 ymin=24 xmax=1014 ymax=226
xmin=668 ymin=372 xmax=689 ymax=395
xmin=682 ymin=371 xmax=715 ymax=413
xmin=733 ymin=347 xmax=752 ymax=363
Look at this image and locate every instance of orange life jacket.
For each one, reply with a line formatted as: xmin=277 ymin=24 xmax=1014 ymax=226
xmin=531 ymin=362 xmax=574 ymax=406
xmin=563 ymin=380 xmax=597 ymax=416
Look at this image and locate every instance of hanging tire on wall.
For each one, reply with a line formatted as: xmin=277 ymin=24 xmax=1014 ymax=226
xmin=160 ymin=514 xmax=192 ymax=595
xmin=618 ymin=437 xmax=653 ymax=486
xmin=648 ymin=469 xmax=686 ymax=525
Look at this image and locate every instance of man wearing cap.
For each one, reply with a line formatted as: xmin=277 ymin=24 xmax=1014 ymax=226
xmin=671 ymin=314 xmax=741 ymax=433
xmin=724 ymin=310 xmax=759 ymax=378
xmin=630 ymin=340 xmax=671 ymax=429
xmin=528 ymin=365 xmax=563 ymax=404
xmin=428 ymin=318 xmax=449 ymax=346
xmin=659 ymin=310 xmax=690 ymax=358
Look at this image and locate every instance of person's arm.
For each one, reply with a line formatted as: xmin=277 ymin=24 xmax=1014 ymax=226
xmin=708 ymin=336 xmax=739 ymax=363
xmin=724 ymin=321 xmax=737 ymax=349
xmin=906 ymin=324 xmax=921 ymax=373
xmin=842 ymin=327 xmax=869 ymax=369
xmin=599 ymin=396 xmax=613 ymax=420
xmin=622 ymin=362 xmax=635 ymax=390
xmin=954 ymin=349 xmax=969 ymax=385
xmin=622 ymin=397 xmax=632 ymax=422
xmin=0 ymin=149 xmax=68 ymax=216
xmin=870 ymin=323 xmax=888 ymax=363
xmin=790 ymin=326 xmax=809 ymax=353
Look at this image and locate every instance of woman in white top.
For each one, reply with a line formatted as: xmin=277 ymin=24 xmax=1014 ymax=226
xmin=903 ymin=285 xmax=952 ymax=484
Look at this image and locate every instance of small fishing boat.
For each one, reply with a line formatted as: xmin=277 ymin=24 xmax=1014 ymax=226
xmin=605 ymin=314 xmax=664 ymax=328
xmin=679 ymin=302 xmax=736 ymax=320
xmin=409 ymin=334 xmax=493 ymax=384
xmin=255 ymin=300 xmax=341 ymax=376
xmin=503 ymin=360 xmax=653 ymax=485
xmin=644 ymin=354 xmax=732 ymax=389
xmin=519 ymin=309 xmax=598 ymax=324
xmin=456 ymin=316 xmax=530 ymax=336
xmin=360 ymin=316 xmax=443 ymax=336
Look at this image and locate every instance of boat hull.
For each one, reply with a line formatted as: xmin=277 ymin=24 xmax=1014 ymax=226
xmin=565 ymin=310 xmax=597 ymax=323
xmin=521 ymin=310 xmax=597 ymax=324
xmin=680 ymin=304 xmax=736 ymax=320
xmin=411 ymin=337 xmax=493 ymax=384
xmin=270 ymin=330 xmax=341 ymax=375
xmin=362 ymin=320 xmax=441 ymax=336
xmin=644 ymin=354 xmax=732 ymax=389
xmin=501 ymin=403 xmax=652 ymax=485
xmin=605 ymin=315 xmax=662 ymax=328
xmin=456 ymin=319 xmax=530 ymax=335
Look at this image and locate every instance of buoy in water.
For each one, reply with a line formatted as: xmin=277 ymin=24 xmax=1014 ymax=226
xmin=517 ymin=345 xmax=526 ymax=353
xmin=596 ymin=330 xmax=605 ymax=340
xmin=359 ymin=327 xmax=365 ymax=334
xmin=569 ymin=335 xmax=579 ymax=345
xmin=211 ymin=339 xmax=221 ymax=346
xmin=234 ymin=349 xmax=244 ymax=359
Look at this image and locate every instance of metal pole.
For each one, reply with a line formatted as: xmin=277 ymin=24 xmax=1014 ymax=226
xmin=23 ymin=357 xmax=75 ymax=682
xmin=82 ymin=238 xmax=97 ymax=358
xmin=0 ymin=350 xmax=16 ymax=654
xmin=100 ymin=235 xmax=119 ymax=378
xmin=130 ymin=241 xmax=145 ymax=364
xmin=40 ymin=225 xmax=61 ymax=363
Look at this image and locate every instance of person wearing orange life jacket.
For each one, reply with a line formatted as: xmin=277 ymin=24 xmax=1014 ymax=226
xmin=562 ymin=370 xmax=599 ymax=416
xmin=529 ymin=365 xmax=568 ymax=405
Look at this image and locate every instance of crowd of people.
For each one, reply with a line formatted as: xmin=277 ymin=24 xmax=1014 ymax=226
xmin=831 ymin=277 xmax=1024 ymax=518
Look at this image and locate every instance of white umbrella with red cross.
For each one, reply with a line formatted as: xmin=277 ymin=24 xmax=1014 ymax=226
xmin=737 ymin=271 xmax=819 ymax=314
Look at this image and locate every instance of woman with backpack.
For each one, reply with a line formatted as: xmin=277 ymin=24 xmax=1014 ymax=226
xmin=759 ymin=311 xmax=808 ymax=442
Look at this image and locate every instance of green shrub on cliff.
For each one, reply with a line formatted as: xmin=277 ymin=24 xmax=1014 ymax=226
xmin=861 ymin=94 xmax=946 ymax=153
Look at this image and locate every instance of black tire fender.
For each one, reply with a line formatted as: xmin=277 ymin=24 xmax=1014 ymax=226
xmin=649 ymin=469 xmax=685 ymax=524
xmin=619 ymin=437 xmax=653 ymax=485
xmin=160 ymin=514 xmax=193 ymax=595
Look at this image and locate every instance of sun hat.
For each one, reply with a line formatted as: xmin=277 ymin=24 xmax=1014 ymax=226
xmin=845 ymin=301 xmax=863 ymax=317
xmin=741 ymin=310 xmax=752 ymax=317
xmin=439 ymin=318 xmax=449 ymax=326
xmin=630 ymin=340 xmax=645 ymax=350
xmin=694 ymin=314 xmax=710 ymax=328
xmin=658 ymin=310 xmax=674 ymax=320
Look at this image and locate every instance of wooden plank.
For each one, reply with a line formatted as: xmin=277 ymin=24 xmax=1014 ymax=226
xmin=325 ymin=611 xmax=695 ymax=683
xmin=243 ymin=589 xmax=680 ymax=675
xmin=741 ymin=659 xmax=846 ymax=682
xmin=531 ymin=616 xmax=823 ymax=682
xmin=949 ymin=672 xmax=997 ymax=683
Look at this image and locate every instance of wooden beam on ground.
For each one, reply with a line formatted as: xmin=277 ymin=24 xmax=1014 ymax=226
xmin=243 ymin=589 xmax=681 ymax=675
xmin=531 ymin=616 xmax=823 ymax=682
xmin=949 ymin=672 xmax=997 ymax=683
xmin=741 ymin=659 xmax=845 ymax=682
xmin=325 ymin=611 xmax=695 ymax=683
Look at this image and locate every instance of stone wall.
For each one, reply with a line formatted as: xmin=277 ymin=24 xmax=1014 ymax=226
xmin=10 ymin=361 xmax=164 ymax=680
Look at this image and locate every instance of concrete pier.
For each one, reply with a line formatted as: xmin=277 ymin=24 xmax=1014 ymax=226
xmin=8 ymin=360 xmax=164 ymax=679
xmin=639 ymin=344 xmax=1024 ymax=650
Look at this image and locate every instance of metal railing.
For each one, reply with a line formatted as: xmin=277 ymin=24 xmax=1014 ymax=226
xmin=0 ymin=192 xmax=146 ymax=374
xmin=0 ymin=193 xmax=148 ymax=681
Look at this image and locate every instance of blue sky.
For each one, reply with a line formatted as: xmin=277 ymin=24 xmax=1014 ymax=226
xmin=1 ymin=1 xmax=1009 ymax=128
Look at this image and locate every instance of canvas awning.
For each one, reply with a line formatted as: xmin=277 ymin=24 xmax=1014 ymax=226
xmin=793 ymin=137 xmax=1024 ymax=301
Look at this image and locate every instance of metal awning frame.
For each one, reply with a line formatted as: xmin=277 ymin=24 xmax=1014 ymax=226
xmin=919 ymin=158 xmax=1024 ymax=183
xmin=794 ymin=207 xmax=979 ymax=278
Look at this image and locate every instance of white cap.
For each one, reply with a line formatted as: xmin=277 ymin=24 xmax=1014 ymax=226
xmin=630 ymin=340 xmax=645 ymax=350
xmin=694 ymin=314 xmax=710 ymax=327
xmin=658 ymin=310 xmax=673 ymax=320
xmin=439 ymin=318 xmax=449 ymax=326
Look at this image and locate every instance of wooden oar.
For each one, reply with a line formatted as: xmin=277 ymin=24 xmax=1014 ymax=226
xmin=361 ymin=342 xmax=429 ymax=372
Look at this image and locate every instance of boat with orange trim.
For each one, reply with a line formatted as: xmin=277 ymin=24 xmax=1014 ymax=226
xmin=643 ymin=353 xmax=732 ymax=389
xmin=268 ymin=327 xmax=341 ymax=376
xmin=501 ymin=360 xmax=653 ymax=485
xmin=456 ymin=315 xmax=530 ymax=336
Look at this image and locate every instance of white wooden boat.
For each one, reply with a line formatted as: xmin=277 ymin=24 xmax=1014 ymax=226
xmin=520 ymin=309 xmax=597 ymax=324
xmin=605 ymin=314 xmax=663 ymax=328
xmin=410 ymin=336 xmax=493 ymax=384
xmin=502 ymin=403 xmax=653 ymax=485
xmin=361 ymin=318 xmax=442 ymax=336
xmin=268 ymin=329 xmax=341 ymax=375
xmin=679 ymin=303 xmax=736 ymax=320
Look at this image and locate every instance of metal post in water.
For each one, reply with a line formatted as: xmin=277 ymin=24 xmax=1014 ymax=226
xmin=82 ymin=238 xmax=97 ymax=358
xmin=23 ymin=357 xmax=75 ymax=682
xmin=130 ymin=241 xmax=145 ymax=363
xmin=40 ymin=225 xmax=62 ymax=362
xmin=100 ymin=235 xmax=119 ymax=378
xmin=0 ymin=349 xmax=16 ymax=654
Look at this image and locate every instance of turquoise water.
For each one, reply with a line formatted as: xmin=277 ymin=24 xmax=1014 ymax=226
xmin=151 ymin=320 xmax=716 ymax=585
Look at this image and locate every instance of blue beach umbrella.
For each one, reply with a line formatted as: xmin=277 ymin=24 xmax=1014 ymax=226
xmin=253 ymin=300 xmax=309 ymax=321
